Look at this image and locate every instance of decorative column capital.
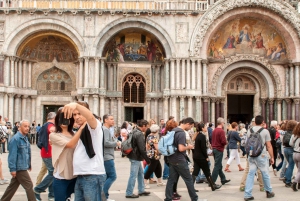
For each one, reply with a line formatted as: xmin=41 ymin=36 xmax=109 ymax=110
xmin=203 ymin=96 xmax=210 ymax=102
xmin=289 ymin=63 xmax=294 ymax=68
xmin=268 ymin=98 xmax=275 ymax=105
xmin=170 ymin=95 xmax=178 ymax=99
xmin=146 ymin=98 xmax=151 ymax=101
xmin=190 ymin=58 xmax=196 ymax=63
xmin=164 ymin=58 xmax=169 ymax=63
xmin=83 ymin=57 xmax=89 ymax=62
xmin=196 ymin=96 xmax=201 ymax=101
xmin=99 ymin=95 xmax=105 ymax=99
xmin=78 ymin=57 xmax=84 ymax=62
xmin=276 ymin=98 xmax=283 ymax=104
xmin=261 ymin=98 xmax=268 ymax=104
xmin=179 ymin=96 xmax=186 ymax=100
xmin=94 ymin=57 xmax=100 ymax=61
xmin=285 ymin=98 xmax=292 ymax=104
xmin=31 ymin=95 xmax=37 ymax=99
xmin=219 ymin=97 xmax=226 ymax=104
xmin=92 ymin=94 xmax=99 ymax=98
xmin=163 ymin=96 xmax=170 ymax=99
xmin=109 ymin=97 xmax=116 ymax=100
xmin=188 ymin=96 xmax=193 ymax=100
xmin=15 ymin=94 xmax=22 ymax=98
xmin=7 ymin=93 xmax=15 ymax=98
xmin=294 ymin=98 xmax=300 ymax=105
xmin=294 ymin=62 xmax=300 ymax=67
xmin=201 ymin=59 xmax=208 ymax=64
xmin=10 ymin=56 xmax=16 ymax=61
xmin=210 ymin=97 xmax=217 ymax=103
xmin=215 ymin=98 xmax=221 ymax=104
xmin=22 ymin=95 xmax=28 ymax=99
xmin=117 ymin=97 xmax=122 ymax=101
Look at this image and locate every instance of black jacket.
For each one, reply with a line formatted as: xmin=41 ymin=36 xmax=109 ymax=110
xmin=193 ymin=132 xmax=208 ymax=160
xmin=128 ymin=128 xmax=150 ymax=164
xmin=268 ymin=127 xmax=277 ymax=148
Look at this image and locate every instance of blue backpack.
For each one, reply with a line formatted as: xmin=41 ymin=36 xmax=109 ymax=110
xmin=158 ymin=131 xmax=177 ymax=156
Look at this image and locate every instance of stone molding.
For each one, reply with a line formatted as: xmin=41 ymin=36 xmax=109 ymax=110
xmin=202 ymin=96 xmax=210 ymax=102
xmin=276 ymin=98 xmax=283 ymax=104
xmin=190 ymin=0 xmax=300 ymax=57
xmin=211 ymin=55 xmax=281 ymax=97
xmin=261 ymin=98 xmax=268 ymax=104
xmin=285 ymin=98 xmax=292 ymax=104
xmin=294 ymin=98 xmax=300 ymax=105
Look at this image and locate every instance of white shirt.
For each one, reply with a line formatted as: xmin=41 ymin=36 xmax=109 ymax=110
xmin=73 ymin=120 xmax=105 ymax=175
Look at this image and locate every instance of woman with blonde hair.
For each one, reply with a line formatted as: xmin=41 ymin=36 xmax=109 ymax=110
xmin=50 ymin=107 xmax=86 ymax=200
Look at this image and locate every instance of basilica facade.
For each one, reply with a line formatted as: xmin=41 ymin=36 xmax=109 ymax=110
xmin=0 ymin=0 xmax=300 ymax=126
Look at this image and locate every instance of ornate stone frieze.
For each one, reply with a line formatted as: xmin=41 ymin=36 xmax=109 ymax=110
xmin=210 ymin=55 xmax=281 ymax=97
xmin=191 ymin=0 xmax=300 ymax=56
xmin=261 ymin=98 xmax=267 ymax=104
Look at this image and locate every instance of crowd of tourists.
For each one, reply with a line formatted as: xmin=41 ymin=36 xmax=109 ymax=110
xmin=1 ymin=105 xmax=300 ymax=201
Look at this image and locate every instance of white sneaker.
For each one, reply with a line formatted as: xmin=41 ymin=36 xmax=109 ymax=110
xmin=145 ymin=184 xmax=150 ymax=189
xmin=273 ymin=169 xmax=277 ymax=176
xmin=157 ymin=182 xmax=166 ymax=187
xmin=107 ymin=199 xmax=115 ymax=201
xmin=0 ymin=179 xmax=9 ymax=185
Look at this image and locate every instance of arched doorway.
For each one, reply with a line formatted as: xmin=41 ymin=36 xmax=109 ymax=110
xmin=123 ymin=74 xmax=146 ymax=123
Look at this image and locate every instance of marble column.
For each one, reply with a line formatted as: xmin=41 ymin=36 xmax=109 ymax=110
xmin=268 ymin=99 xmax=274 ymax=125
xmin=94 ymin=57 xmax=100 ymax=88
xmin=100 ymin=58 xmax=105 ymax=89
xmin=290 ymin=64 xmax=294 ymax=97
xmin=99 ymin=95 xmax=105 ymax=120
xmin=156 ymin=65 xmax=160 ymax=92
xmin=154 ymin=98 xmax=158 ymax=123
xmin=26 ymin=98 xmax=31 ymax=122
xmin=22 ymin=61 xmax=27 ymax=88
xmin=163 ymin=96 xmax=169 ymax=121
xmin=108 ymin=64 xmax=114 ymax=91
xmin=113 ymin=64 xmax=117 ymax=91
xmin=220 ymin=98 xmax=225 ymax=118
xmin=171 ymin=96 xmax=177 ymax=118
xmin=285 ymin=98 xmax=292 ymax=120
xmin=0 ymin=93 xmax=4 ymax=116
xmin=21 ymin=95 xmax=28 ymax=120
xmin=261 ymin=98 xmax=267 ymax=121
xmin=179 ymin=96 xmax=185 ymax=120
xmin=28 ymin=62 xmax=32 ymax=88
xmin=176 ymin=59 xmax=180 ymax=89
xmin=170 ymin=59 xmax=175 ymax=89
xmin=15 ymin=95 xmax=21 ymax=121
xmin=202 ymin=60 xmax=208 ymax=94
xmin=197 ymin=60 xmax=202 ymax=91
xmin=196 ymin=96 xmax=202 ymax=122
xmin=186 ymin=59 xmax=190 ymax=90
xmin=191 ymin=59 xmax=196 ymax=89
xmin=10 ymin=57 xmax=15 ymax=87
xmin=210 ymin=97 xmax=216 ymax=123
xmin=31 ymin=96 xmax=36 ymax=122
xmin=93 ymin=95 xmax=99 ymax=115
xmin=151 ymin=65 xmax=155 ymax=91
xmin=8 ymin=93 xmax=14 ymax=122
xmin=295 ymin=63 xmax=300 ymax=96
xmin=285 ymin=65 xmax=289 ymax=97
xmin=14 ymin=58 xmax=18 ymax=87
xmin=188 ymin=96 xmax=193 ymax=118
xmin=84 ymin=57 xmax=89 ymax=88
xmin=110 ymin=98 xmax=115 ymax=115
xmin=277 ymin=98 xmax=283 ymax=123
xmin=146 ymin=98 xmax=151 ymax=121
xmin=164 ymin=59 xmax=170 ymax=90
xmin=294 ymin=98 xmax=300 ymax=122
xmin=203 ymin=97 xmax=209 ymax=123
xmin=83 ymin=94 xmax=89 ymax=102
xmin=181 ymin=59 xmax=186 ymax=90
xmin=215 ymin=99 xmax=220 ymax=123
xmin=79 ymin=58 xmax=84 ymax=87
xmin=18 ymin=60 xmax=22 ymax=87
xmin=117 ymin=98 xmax=122 ymax=127
xmin=3 ymin=56 xmax=10 ymax=86
xmin=3 ymin=94 xmax=8 ymax=118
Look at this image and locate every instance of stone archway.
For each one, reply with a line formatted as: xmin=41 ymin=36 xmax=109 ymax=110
xmin=189 ymin=0 xmax=300 ymax=61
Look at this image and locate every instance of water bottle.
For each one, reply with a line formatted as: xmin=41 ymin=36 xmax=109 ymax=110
xmin=249 ymin=146 xmax=253 ymax=156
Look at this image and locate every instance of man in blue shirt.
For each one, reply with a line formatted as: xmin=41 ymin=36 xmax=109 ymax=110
xmin=1 ymin=120 xmax=35 ymax=201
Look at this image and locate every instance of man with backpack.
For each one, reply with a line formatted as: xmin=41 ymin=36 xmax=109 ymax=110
xmin=34 ymin=112 xmax=56 ymax=201
xmin=125 ymin=119 xmax=151 ymax=198
xmin=244 ymin=115 xmax=275 ymax=201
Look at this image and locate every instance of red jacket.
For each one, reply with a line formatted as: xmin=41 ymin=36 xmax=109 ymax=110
xmin=212 ymin=127 xmax=227 ymax=152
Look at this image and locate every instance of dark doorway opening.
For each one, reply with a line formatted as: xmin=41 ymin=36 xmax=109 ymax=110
xmin=227 ymin=95 xmax=254 ymax=124
xmin=124 ymin=107 xmax=144 ymax=123
xmin=43 ymin=105 xmax=63 ymax=124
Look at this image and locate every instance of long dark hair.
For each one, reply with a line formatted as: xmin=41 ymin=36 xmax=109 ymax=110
xmin=55 ymin=107 xmax=75 ymax=135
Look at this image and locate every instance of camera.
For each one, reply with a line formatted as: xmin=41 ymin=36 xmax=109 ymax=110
xmin=59 ymin=112 xmax=70 ymax=126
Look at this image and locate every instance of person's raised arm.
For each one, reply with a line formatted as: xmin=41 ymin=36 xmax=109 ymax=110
xmin=65 ymin=122 xmax=87 ymax=149
xmin=62 ymin=103 xmax=97 ymax=129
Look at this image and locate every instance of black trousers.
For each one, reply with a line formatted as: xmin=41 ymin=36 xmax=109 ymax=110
xmin=272 ymin=145 xmax=278 ymax=169
xmin=192 ymin=158 xmax=211 ymax=179
xmin=144 ymin=158 xmax=162 ymax=179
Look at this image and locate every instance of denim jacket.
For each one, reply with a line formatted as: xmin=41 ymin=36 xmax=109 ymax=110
xmin=8 ymin=132 xmax=31 ymax=172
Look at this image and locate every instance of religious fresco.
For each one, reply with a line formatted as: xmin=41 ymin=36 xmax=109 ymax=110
xmin=19 ymin=35 xmax=78 ymax=62
xmin=208 ymin=18 xmax=288 ymax=61
xmin=103 ymin=32 xmax=165 ymax=62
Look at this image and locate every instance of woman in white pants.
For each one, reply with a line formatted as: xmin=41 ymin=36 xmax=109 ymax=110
xmin=224 ymin=122 xmax=244 ymax=172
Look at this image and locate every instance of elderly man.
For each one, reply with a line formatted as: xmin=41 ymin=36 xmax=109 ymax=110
xmin=268 ymin=120 xmax=278 ymax=176
xmin=1 ymin=120 xmax=35 ymax=201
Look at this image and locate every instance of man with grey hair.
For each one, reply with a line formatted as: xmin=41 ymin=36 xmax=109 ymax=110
xmin=268 ymin=120 xmax=278 ymax=176
xmin=34 ymin=112 xmax=56 ymax=201
xmin=1 ymin=120 xmax=36 ymax=201
xmin=211 ymin=117 xmax=230 ymax=185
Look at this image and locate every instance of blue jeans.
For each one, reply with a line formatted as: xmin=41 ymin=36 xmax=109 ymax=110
xmin=212 ymin=149 xmax=227 ymax=183
xmin=163 ymin=162 xmax=169 ymax=179
xmin=53 ymin=178 xmax=76 ymax=201
xmin=284 ymin=147 xmax=295 ymax=183
xmin=35 ymin=158 xmax=54 ymax=197
xmin=104 ymin=160 xmax=117 ymax=199
xmin=196 ymin=161 xmax=211 ymax=182
xmin=276 ymin=147 xmax=284 ymax=171
xmin=75 ymin=174 xmax=106 ymax=201
xmin=164 ymin=162 xmax=198 ymax=201
xmin=244 ymin=152 xmax=272 ymax=198
xmin=126 ymin=159 xmax=145 ymax=196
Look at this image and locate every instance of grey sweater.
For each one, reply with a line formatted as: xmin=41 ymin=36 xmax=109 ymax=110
xmin=102 ymin=125 xmax=117 ymax=161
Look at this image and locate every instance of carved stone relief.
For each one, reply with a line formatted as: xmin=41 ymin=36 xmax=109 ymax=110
xmin=84 ymin=15 xmax=95 ymax=37
xmin=191 ymin=0 xmax=300 ymax=57
xmin=210 ymin=55 xmax=282 ymax=97
xmin=176 ymin=22 xmax=189 ymax=43
xmin=0 ymin=22 xmax=4 ymax=41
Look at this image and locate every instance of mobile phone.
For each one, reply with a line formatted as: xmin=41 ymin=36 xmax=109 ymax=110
xmin=59 ymin=112 xmax=70 ymax=126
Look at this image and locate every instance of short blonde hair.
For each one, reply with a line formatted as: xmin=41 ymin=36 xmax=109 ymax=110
xmin=150 ymin=124 xmax=160 ymax=133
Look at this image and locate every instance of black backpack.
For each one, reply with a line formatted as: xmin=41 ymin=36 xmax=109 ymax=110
xmin=37 ymin=122 xmax=53 ymax=150
xmin=283 ymin=131 xmax=293 ymax=147
xmin=245 ymin=127 xmax=264 ymax=157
